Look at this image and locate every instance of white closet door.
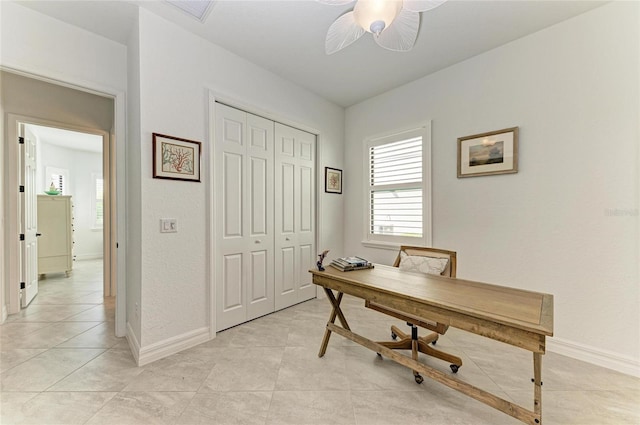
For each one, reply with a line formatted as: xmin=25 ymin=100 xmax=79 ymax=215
xmin=215 ymin=103 xmax=274 ymax=330
xmin=274 ymin=123 xmax=316 ymax=310
xmin=246 ymin=113 xmax=274 ymax=321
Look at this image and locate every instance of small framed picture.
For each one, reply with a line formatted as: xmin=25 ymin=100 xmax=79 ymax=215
xmin=325 ymin=167 xmax=342 ymax=194
xmin=153 ymin=133 xmax=201 ymax=182
xmin=457 ymin=127 xmax=518 ymax=178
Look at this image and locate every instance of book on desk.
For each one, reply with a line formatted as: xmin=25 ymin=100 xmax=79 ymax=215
xmin=330 ymin=256 xmax=374 ymax=272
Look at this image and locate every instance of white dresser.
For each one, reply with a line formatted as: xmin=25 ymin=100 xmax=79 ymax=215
xmin=37 ymin=195 xmax=73 ymax=276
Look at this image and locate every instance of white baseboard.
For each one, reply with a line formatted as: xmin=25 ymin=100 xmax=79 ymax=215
xmin=126 ymin=322 xmax=141 ymax=365
xmin=135 ymin=327 xmax=211 ymax=367
xmin=74 ymin=254 xmax=104 ymax=261
xmin=548 ymin=337 xmax=640 ymax=378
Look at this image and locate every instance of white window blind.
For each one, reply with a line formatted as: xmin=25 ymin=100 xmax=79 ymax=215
xmin=45 ymin=166 xmax=68 ymax=195
xmin=369 ymin=136 xmax=423 ymax=238
xmin=92 ymin=173 xmax=104 ymax=229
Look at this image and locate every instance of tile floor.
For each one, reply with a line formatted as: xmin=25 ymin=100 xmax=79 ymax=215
xmin=1 ymin=260 xmax=639 ymax=424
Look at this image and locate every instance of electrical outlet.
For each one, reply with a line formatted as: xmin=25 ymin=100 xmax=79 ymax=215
xmin=160 ymin=218 xmax=177 ymax=233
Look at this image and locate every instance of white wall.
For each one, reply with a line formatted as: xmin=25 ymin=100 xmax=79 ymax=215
xmin=131 ymin=9 xmax=344 ymax=356
xmin=1 ymin=2 xmax=126 ymax=327
xmin=38 ymin=141 xmax=103 ymax=260
xmin=344 ymin=2 xmax=639 ymax=376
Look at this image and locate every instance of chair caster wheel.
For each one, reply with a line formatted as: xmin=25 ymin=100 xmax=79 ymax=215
xmin=450 ymin=364 xmax=459 ymax=373
xmin=391 ymin=332 xmax=397 ymax=340
xmin=414 ymin=374 xmax=424 ymax=384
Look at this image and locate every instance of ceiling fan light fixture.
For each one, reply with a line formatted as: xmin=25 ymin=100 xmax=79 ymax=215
xmin=353 ymin=0 xmax=402 ymax=34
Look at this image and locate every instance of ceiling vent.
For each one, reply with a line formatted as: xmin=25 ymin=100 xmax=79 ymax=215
xmin=166 ymin=0 xmax=215 ymax=22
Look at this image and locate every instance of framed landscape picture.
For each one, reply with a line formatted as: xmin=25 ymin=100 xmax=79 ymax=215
xmin=325 ymin=167 xmax=342 ymax=194
xmin=153 ymin=133 xmax=201 ymax=182
xmin=457 ymin=127 xmax=518 ymax=178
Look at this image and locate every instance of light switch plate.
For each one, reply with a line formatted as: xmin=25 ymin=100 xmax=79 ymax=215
xmin=160 ymin=218 xmax=177 ymax=233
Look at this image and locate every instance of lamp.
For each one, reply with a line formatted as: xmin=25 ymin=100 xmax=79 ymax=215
xmin=353 ymin=0 xmax=402 ymax=35
xmin=322 ymin=0 xmax=448 ymax=54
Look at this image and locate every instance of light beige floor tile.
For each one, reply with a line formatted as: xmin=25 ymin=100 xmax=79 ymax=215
xmin=343 ymin=345 xmax=428 ymax=391
xmin=85 ymin=392 xmax=194 ymax=425
xmin=3 ymin=321 xmax=102 ymax=349
xmin=65 ymin=304 xmax=114 ymax=322
xmin=178 ymin=392 xmax=271 ymax=425
xmin=285 ymin=318 xmax=355 ymax=348
xmin=0 ymin=348 xmax=105 ymax=391
xmin=508 ymin=389 xmax=640 ymax=424
xmin=0 ymin=349 xmax=47 ymax=373
xmin=0 ymin=322 xmax=52 ymax=338
xmin=0 ymin=391 xmax=116 ymax=425
xmin=227 ymin=314 xmax=291 ymax=348
xmin=275 ymin=346 xmax=350 ymax=391
xmin=122 ymin=351 xmax=213 ymax=392
xmin=56 ymin=321 xmax=121 ymax=348
xmin=266 ymin=390 xmax=355 ymax=425
xmin=48 ymin=348 xmax=145 ymax=392
xmin=7 ymin=304 xmax=97 ymax=323
xmin=199 ymin=347 xmax=284 ymax=392
xmin=351 ymin=390 xmax=449 ymax=425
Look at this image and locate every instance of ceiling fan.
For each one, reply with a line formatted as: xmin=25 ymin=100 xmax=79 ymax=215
xmin=320 ymin=0 xmax=447 ymax=54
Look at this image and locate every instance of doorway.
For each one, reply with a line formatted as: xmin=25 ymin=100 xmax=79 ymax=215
xmin=1 ymin=69 xmax=125 ymax=337
xmin=28 ymin=124 xmax=106 ymax=304
xmin=11 ymin=118 xmax=112 ymax=316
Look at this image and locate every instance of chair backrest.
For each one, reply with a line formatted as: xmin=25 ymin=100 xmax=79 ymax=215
xmin=392 ymin=246 xmax=457 ymax=278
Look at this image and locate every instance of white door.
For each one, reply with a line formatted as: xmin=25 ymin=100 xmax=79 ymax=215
xmin=274 ymin=123 xmax=316 ymax=310
xmin=215 ymin=103 xmax=275 ymax=331
xmin=20 ymin=124 xmax=39 ymax=307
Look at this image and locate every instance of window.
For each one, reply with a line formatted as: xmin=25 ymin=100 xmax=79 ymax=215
xmin=92 ymin=173 xmax=104 ymax=229
xmin=364 ymin=124 xmax=431 ymax=247
xmin=45 ymin=166 xmax=68 ymax=195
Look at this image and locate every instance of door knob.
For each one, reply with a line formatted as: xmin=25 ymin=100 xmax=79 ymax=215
xmin=36 ymin=233 xmax=42 ymax=237
xmin=255 ymin=240 xmax=261 ymax=244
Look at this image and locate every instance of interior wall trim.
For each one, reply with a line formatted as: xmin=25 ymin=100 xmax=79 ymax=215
xmin=134 ymin=326 xmax=210 ymax=367
xmin=548 ymin=337 xmax=640 ymax=378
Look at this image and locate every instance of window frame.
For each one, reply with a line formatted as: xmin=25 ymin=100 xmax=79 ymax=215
xmin=91 ymin=172 xmax=104 ymax=230
xmin=45 ymin=166 xmax=69 ymax=195
xmin=362 ymin=122 xmax=432 ymax=249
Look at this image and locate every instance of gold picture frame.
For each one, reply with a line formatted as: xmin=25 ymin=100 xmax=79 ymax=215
xmin=457 ymin=127 xmax=518 ymax=178
xmin=152 ymin=133 xmax=201 ymax=182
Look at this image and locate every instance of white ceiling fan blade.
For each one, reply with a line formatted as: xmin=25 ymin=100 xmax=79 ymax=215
xmin=402 ymin=0 xmax=447 ymax=13
xmin=326 ymin=11 xmax=365 ymax=55
xmin=374 ymin=9 xmax=419 ymax=52
xmin=316 ymin=0 xmax=356 ymax=6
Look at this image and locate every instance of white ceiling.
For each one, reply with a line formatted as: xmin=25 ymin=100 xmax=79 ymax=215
xmin=15 ymin=0 xmax=608 ymax=107
xmin=28 ymin=124 xmax=103 ymax=153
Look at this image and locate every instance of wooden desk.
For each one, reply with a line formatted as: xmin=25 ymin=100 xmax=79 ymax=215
xmin=310 ymin=265 xmax=553 ymax=425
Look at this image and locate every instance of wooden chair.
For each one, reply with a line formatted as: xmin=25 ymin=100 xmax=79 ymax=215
xmin=365 ymin=246 xmax=463 ymax=383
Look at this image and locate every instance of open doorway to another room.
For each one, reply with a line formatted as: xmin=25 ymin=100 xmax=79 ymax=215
xmin=18 ymin=123 xmax=111 ymax=321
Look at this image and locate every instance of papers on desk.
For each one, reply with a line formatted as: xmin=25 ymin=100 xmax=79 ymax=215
xmin=330 ymin=256 xmax=374 ymax=272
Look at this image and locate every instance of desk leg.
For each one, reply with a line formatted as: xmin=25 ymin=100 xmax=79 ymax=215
xmin=318 ymin=289 xmax=350 ymax=358
xmin=533 ymin=352 xmax=542 ymax=424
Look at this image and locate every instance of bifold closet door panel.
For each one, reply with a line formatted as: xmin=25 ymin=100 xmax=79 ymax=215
xmin=246 ymin=113 xmax=275 ymax=321
xmin=274 ymin=122 xmax=316 ymax=310
xmin=215 ymin=103 xmax=248 ymax=330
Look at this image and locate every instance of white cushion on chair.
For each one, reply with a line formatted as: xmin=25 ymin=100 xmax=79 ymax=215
xmin=399 ymin=251 xmax=449 ymax=275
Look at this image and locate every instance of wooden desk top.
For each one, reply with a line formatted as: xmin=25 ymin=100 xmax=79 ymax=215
xmin=311 ymin=265 xmax=553 ymax=337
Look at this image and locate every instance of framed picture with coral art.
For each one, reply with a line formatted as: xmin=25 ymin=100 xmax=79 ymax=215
xmin=152 ymin=133 xmax=201 ymax=182
xmin=325 ymin=167 xmax=342 ymax=194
